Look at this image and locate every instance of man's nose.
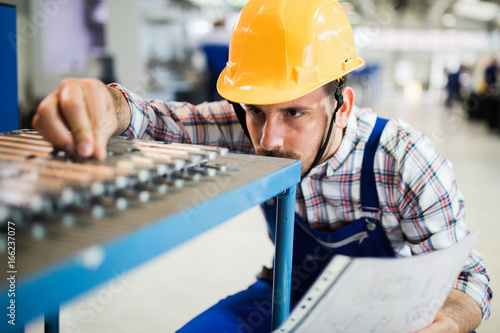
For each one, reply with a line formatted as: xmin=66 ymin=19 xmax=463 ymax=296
xmin=260 ymin=117 xmax=284 ymax=151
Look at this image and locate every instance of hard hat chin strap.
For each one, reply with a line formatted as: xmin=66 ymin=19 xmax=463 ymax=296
xmin=303 ymin=78 xmax=345 ymax=178
xmin=231 ymin=101 xmax=251 ymax=141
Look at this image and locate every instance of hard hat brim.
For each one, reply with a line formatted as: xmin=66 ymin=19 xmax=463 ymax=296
xmin=217 ymin=58 xmax=365 ymax=105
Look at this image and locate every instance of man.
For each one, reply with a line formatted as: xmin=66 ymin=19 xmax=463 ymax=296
xmin=32 ymin=0 xmax=491 ymax=332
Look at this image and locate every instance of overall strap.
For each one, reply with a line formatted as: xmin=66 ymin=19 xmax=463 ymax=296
xmin=361 ymin=117 xmax=389 ymax=213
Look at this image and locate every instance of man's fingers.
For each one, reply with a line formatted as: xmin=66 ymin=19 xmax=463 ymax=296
xmin=32 ymin=92 xmax=74 ymax=150
xmin=33 ymin=78 xmax=119 ymax=160
xmin=83 ymin=80 xmax=117 ymax=160
xmin=58 ymin=79 xmax=95 ymax=157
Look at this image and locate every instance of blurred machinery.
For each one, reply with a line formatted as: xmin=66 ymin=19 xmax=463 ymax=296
xmin=0 ymin=130 xmax=229 ymax=230
xmin=0 ymin=130 xmax=301 ymax=332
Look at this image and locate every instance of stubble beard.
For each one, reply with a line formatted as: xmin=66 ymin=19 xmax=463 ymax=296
xmin=253 ymin=124 xmax=327 ymax=177
xmin=255 ymin=147 xmax=301 ymax=160
xmin=255 ymin=148 xmax=315 ymax=177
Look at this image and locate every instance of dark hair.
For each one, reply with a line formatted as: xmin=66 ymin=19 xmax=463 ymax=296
xmin=323 ymin=77 xmax=345 ymax=106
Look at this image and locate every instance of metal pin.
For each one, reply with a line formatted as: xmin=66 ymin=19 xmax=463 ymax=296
xmin=0 ymin=140 xmax=54 ymax=153
xmin=90 ymin=182 xmax=105 ymax=197
xmin=156 ymin=184 xmax=168 ymax=194
xmin=138 ymin=169 xmax=150 ymax=183
xmin=133 ymin=144 xmax=204 ymax=163
xmin=116 ymin=197 xmax=128 ymax=211
xmin=31 ymin=223 xmax=46 ymax=240
xmin=170 ymin=142 xmax=229 ymax=156
xmin=163 ymin=178 xmax=185 ymax=188
xmin=0 ymin=134 xmax=53 ymax=146
xmin=62 ymin=213 xmax=77 ymax=228
xmin=0 ymin=145 xmax=53 ymax=158
xmin=175 ymin=172 xmax=202 ymax=182
xmin=91 ymin=205 xmax=105 ymax=219
xmin=192 ymin=167 xmax=217 ymax=177
xmin=0 ymin=189 xmax=44 ymax=214
xmin=138 ymin=191 xmax=150 ymax=203
xmin=203 ymin=162 xmax=228 ymax=172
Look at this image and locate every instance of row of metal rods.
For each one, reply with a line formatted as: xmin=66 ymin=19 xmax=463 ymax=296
xmin=0 ymin=131 xmax=229 ymax=245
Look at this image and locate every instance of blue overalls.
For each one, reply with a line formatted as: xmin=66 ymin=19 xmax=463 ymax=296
xmin=178 ymin=118 xmax=395 ymax=333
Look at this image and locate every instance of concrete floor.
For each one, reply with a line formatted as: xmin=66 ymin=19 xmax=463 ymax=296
xmin=26 ymin=89 xmax=499 ymax=332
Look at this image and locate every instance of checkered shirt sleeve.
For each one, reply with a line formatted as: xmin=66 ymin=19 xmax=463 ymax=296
xmin=109 ymin=83 xmax=253 ymax=154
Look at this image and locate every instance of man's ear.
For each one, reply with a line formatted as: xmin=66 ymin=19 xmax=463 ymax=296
xmin=335 ymin=86 xmax=354 ymax=129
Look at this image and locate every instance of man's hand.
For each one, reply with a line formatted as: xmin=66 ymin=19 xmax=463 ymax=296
xmin=415 ymin=289 xmax=482 ymax=333
xmin=32 ymin=78 xmax=131 ymax=160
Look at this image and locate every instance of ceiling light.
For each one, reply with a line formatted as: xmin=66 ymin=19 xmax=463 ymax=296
xmin=453 ymin=1 xmax=499 ymax=21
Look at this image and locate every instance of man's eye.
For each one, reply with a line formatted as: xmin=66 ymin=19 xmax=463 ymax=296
xmin=248 ymin=108 xmax=262 ymax=116
xmin=286 ymin=110 xmax=303 ymax=117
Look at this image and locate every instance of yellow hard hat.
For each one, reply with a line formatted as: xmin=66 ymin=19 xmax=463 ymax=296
xmin=217 ymin=0 xmax=365 ymax=105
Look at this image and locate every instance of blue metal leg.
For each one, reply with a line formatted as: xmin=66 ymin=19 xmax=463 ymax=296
xmin=44 ymin=307 xmax=59 ymax=333
xmin=271 ymin=186 xmax=296 ymax=330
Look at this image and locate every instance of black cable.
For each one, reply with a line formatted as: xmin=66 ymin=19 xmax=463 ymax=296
xmin=303 ymin=78 xmax=345 ymax=178
xmin=230 ymin=101 xmax=252 ymax=141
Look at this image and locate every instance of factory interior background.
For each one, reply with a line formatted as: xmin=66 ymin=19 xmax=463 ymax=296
xmin=5 ymin=0 xmax=500 ymax=331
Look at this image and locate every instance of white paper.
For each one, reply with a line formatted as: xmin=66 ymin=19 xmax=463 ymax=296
xmin=274 ymin=231 xmax=480 ymax=333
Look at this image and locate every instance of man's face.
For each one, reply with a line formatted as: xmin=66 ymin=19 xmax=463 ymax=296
xmin=244 ymin=87 xmax=334 ymax=176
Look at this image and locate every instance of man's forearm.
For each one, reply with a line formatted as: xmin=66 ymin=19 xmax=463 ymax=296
xmin=108 ymin=86 xmax=131 ymax=136
xmin=439 ymin=288 xmax=483 ymax=333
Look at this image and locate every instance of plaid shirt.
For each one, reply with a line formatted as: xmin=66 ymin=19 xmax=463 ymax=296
xmin=111 ymin=83 xmax=492 ymax=321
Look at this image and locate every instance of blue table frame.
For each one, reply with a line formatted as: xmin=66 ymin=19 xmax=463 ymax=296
xmin=0 ymin=154 xmax=301 ymax=332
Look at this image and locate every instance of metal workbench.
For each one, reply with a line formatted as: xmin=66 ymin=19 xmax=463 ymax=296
xmin=0 ymin=152 xmax=301 ymax=332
